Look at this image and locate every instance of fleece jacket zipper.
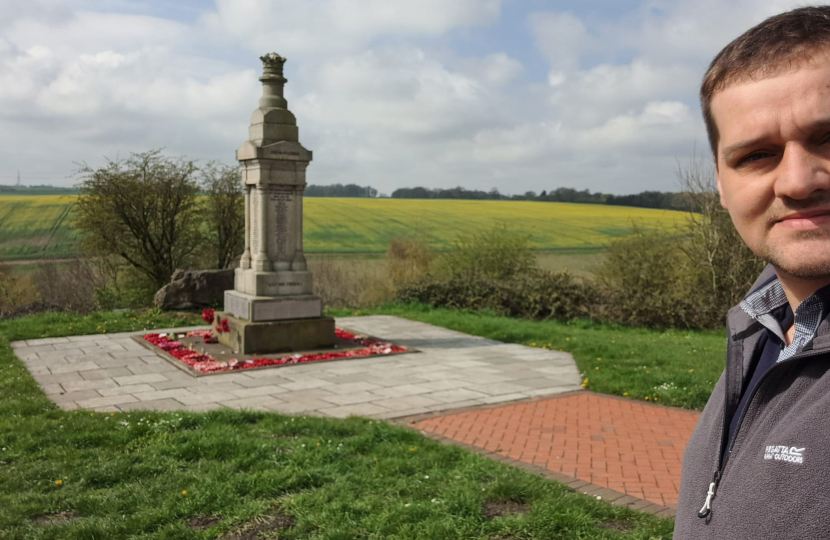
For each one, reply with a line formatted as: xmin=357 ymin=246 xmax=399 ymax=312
xmin=698 ymin=346 xmax=826 ymax=518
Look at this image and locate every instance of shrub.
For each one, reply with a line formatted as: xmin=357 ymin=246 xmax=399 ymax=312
xmin=678 ymin=156 xmax=766 ymax=318
xmin=200 ymin=162 xmax=245 ymax=269
xmin=0 ymin=263 xmax=38 ymax=313
xmin=73 ymin=149 xmax=203 ymax=289
xmin=33 ymin=260 xmax=99 ymax=313
xmin=504 ymin=271 xmax=598 ymax=320
xmin=396 ymin=270 xmax=595 ymax=321
xmin=386 ymin=237 xmax=432 ymax=287
xmin=311 ymin=256 xmax=393 ymax=309
xmin=431 ymin=224 xmax=536 ymax=280
xmin=394 ymin=224 xmax=595 ymax=321
xmin=593 ymin=229 xmax=716 ymax=328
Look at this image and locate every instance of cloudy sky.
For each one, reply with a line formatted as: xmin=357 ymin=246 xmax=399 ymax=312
xmin=0 ymin=0 xmax=808 ymax=195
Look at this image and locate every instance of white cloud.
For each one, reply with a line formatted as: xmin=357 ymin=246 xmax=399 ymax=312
xmin=202 ymin=0 xmax=501 ymax=56
xmin=530 ymin=11 xmax=591 ymax=75
xmin=0 ymin=0 xmax=819 ymax=195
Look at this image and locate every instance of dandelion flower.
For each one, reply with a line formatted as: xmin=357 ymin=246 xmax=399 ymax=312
xmin=623 ymin=392 xmax=628 ymax=396
xmin=54 ymin=479 xmax=62 ymax=485
xmin=409 ymin=446 xmax=417 ymax=451
xmin=182 ymin=490 xmax=187 ymax=494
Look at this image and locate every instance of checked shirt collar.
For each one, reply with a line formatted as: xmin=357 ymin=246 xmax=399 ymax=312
xmin=740 ymin=277 xmax=830 ymax=362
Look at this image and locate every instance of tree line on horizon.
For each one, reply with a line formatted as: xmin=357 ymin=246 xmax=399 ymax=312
xmin=0 ymin=180 xmax=694 ymax=212
xmin=304 ymin=183 xmax=695 ymax=211
xmin=389 ymin=186 xmax=694 ymax=212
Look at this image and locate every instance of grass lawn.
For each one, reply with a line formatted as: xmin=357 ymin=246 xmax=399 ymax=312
xmin=331 ymin=304 xmax=726 ymax=411
xmin=0 ymin=309 xmax=675 ymax=539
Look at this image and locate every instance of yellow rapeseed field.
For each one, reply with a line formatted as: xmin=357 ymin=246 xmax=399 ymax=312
xmin=0 ymin=195 xmax=687 ymax=260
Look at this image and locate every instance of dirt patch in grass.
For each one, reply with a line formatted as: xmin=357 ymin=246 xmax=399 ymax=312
xmin=29 ymin=510 xmax=79 ymax=525
xmin=598 ymin=520 xmax=634 ymax=531
xmin=221 ymin=508 xmax=295 ymax=539
xmin=482 ymin=500 xmax=530 ymax=520
xmin=187 ymin=515 xmax=221 ymax=530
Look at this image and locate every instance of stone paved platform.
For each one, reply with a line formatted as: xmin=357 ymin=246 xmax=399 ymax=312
xmin=12 ymin=315 xmax=582 ymax=418
xmin=409 ymin=391 xmax=700 ymax=511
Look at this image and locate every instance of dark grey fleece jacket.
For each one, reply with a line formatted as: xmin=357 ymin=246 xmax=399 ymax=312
xmin=674 ymin=266 xmax=830 ymax=539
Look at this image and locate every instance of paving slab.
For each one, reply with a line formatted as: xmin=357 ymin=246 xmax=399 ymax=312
xmin=13 ymin=315 xmax=581 ymax=418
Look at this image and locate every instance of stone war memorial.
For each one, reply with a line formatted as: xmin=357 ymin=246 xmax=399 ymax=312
xmin=219 ymin=52 xmax=334 ymax=354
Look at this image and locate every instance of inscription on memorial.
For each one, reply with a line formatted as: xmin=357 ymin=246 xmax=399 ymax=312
xmin=252 ymin=297 xmax=322 ymax=321
xmin=269 ymin=187 xmax=294 ymax=257
xmin=270 ymin=151 xmax=300 ymax=159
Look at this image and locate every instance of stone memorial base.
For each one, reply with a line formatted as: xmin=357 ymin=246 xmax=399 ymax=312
xmin=216 ymin=313 xmax=335 ymax=354
xmin=224 ymin=290 xmax=322 ymax=322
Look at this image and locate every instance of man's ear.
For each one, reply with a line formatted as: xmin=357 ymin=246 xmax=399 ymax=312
xmin=714 ymin=154 xmax=728 ymax=209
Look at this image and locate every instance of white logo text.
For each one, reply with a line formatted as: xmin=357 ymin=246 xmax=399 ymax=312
xmin=764 ymin=445 xmax=805 ymax=464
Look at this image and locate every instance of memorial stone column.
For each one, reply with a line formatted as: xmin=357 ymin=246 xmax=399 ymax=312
xmin=217 ymin=52 xmax=334 ymax=355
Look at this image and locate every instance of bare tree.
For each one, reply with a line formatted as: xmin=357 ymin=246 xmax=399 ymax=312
xmin=200 ymin=162 xmax=244 ymax=269
xmin=677 ymin=153 xmax=766 ymax=310
xmin=73 ymin=149 xmax=203 ymax=289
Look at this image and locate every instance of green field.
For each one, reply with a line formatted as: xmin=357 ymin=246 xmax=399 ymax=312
xmin=0 ymin=196 xmax=80 ymax=260
xmin=0 ymin=195 xmax=688 ymax=261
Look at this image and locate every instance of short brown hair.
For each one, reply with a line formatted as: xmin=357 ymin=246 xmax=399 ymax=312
xmin=701 ymin=6 xmax=830 ymax=159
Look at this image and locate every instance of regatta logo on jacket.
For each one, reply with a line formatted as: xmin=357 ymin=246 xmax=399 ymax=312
xmin=763 ymin=445 xmax=805 ymax=464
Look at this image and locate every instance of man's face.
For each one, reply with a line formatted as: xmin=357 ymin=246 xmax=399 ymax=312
xmin=711 ymin=52 xmax=830 ymax=280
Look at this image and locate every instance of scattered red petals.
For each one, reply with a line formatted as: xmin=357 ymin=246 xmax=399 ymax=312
xmin=188 ymin=329 xmax=218 ymax=344
xmin=142 ymin=328 xmax=406 ymax=374
xmin=334 ymin=328 xmax=357 ymax=340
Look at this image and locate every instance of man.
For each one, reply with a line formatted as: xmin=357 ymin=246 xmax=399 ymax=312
xmin=675 ymin=6 xmax=830 ymax=538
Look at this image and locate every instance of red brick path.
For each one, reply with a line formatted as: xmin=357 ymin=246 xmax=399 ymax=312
xmin=413 ymin=392 xmax=700 ymax=507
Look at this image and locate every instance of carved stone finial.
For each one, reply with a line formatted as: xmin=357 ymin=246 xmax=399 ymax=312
xmin=260 ymin=52 xmax=286 ymax=79
xmin=256 ymin=52 xmax=289 ymax=110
